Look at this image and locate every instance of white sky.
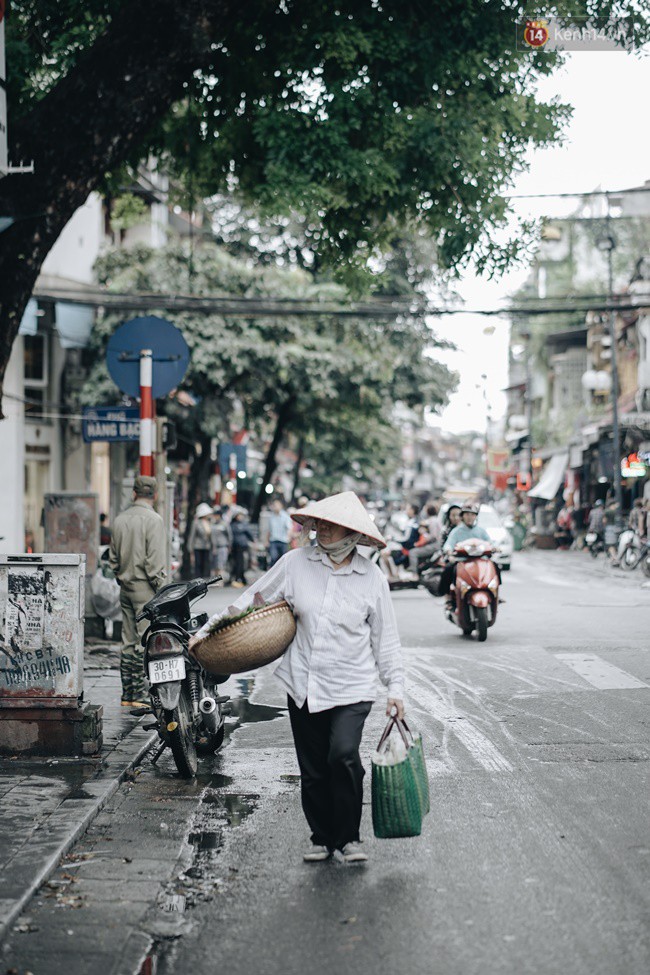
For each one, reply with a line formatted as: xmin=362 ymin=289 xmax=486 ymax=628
xmin=433 ymin=50 xmax=650 ymax=435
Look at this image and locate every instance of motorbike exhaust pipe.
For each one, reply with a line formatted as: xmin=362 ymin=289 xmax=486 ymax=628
xmin=199 ymin=696 xmax=220 ymax=734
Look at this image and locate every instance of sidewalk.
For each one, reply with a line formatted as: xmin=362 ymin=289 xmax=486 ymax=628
xmin=0 ymin=640 xmax=157 ymax=944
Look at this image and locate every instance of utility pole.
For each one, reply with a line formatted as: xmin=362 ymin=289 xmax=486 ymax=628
xmin=597 ymin=210 xmax=622 ymax=526
xmin=139 ymin=350 xmax=154 ymax=476
xmin=481 ymin=373 xmax=491 ymax=500
xmin=522 ymin=329 xmax=533 ymax=483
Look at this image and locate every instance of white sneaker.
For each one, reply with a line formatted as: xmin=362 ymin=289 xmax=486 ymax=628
xmin=338 ymin=842 xmax=368 ymax=863
xmin=303 ymin=844 xmax=331 ymax=862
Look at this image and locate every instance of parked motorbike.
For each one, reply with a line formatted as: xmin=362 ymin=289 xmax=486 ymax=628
xmin=584 ymin=531 xmax=605 ymax=557
xmin=371 ymin=544 xmax=445 ymax=593
xmin=136 ymin=576 xmax=230 ymax=778
xmin=618 ymin=530 xmax=647 ymax=571
xmin=446 ymin=539 xmax=500 ymax=642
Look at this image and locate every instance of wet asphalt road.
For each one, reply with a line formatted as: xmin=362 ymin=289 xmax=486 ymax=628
xmin=4 ymin=550 xmax=650 ymax=975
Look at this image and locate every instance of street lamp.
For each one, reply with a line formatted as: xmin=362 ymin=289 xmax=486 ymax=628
xmin=596 ymin=226 xmax=622 ymax=526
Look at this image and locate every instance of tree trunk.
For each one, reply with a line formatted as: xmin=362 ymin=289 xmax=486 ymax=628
xmin=0 ymin=0 xmax=238 ymax=416
xmin=290 ymin=436 xmax=305 ymax=505
xmin=181 ymin=433 xmax=213 ymax=580
xmin=251 ymin=397 xmax=296 ymax=524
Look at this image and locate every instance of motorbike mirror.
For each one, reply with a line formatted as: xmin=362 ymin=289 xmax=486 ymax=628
xmin=207 ymin=576 xmax=222 ymax=586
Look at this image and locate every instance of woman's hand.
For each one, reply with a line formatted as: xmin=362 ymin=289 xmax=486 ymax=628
xmin=386 ymin=698 xmax=405 ymax=720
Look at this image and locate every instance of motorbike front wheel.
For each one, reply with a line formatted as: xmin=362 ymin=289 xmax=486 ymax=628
xmin=475 ymin=606 xmax=488 ymax=642
xmin=589 ymin=544 xmax=600 ymax=558
xmin=165 ymin=689 xmax=198 ymax=778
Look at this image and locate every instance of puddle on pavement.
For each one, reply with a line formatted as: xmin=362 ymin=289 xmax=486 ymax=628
xmin=148 ymin=671 xmax=284 ymax=783
xmin=65 ymin=788 xmax=97 ymax=800
xmin=140 ymin=674 xmax=274 ymax=967
xmin=189 ymin=791 xmax=258 ymax=845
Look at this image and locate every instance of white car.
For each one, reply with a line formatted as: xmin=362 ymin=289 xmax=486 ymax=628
xmin=476 ymin=504 xmax=513 ymax=571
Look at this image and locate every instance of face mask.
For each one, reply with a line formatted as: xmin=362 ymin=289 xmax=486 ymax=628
xmin=317 ymin=532 xmax=362 ymax=564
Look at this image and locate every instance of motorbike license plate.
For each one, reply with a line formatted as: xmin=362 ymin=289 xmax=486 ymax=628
xmin=148 ymin=656 xmax=186 ymax=684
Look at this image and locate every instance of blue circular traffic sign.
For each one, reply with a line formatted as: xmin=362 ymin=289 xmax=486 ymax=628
xmin=106 ymin=316 xmax=190 ymax=398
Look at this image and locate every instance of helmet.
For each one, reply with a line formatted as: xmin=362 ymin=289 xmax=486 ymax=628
xmin=594 ymin=499 xmax=604 ymax=507
xmin=461 ymin=503 xmax=479 ymax=515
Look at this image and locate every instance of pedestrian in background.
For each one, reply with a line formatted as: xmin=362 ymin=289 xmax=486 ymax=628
xmin=408 ymin=502 xmax=442 ymax=573
xmin=99 ymin=512 xmax=112 ymax=546
xmin=289 ymin=495 xmax=310 ymax=549
xmin=230 ymin=509 xmax=255 ymax=587
xmin=628 ymin=498 xmax=646 ymax=537
xmin=603 ymin=504 xmax=620 ymax=564
xmin=109 ymin=475 xmax=166 ymax=707
xmin=189 ymin=502 xmax=214 ymax=578
xmin=267 ymin=498 xmax=293 ymax=566
xmin=210 ymin=506 xmax=231 ymax=578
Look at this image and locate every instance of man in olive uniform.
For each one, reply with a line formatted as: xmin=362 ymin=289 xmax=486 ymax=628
xmin=109 ymin=476 xmax=166 ymax=705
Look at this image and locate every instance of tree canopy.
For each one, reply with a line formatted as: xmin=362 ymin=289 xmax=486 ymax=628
xmin=1 ymin=0 xmax=648 ymax=414
xmin=80 ymin=240 xmax=456 ymax=517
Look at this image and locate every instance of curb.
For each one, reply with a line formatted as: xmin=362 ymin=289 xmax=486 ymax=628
xmin=0 ymin=727 xmax=158 ymax=944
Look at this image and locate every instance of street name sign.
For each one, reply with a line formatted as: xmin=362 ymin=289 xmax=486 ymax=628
xmin=82 ymin=407 xmax=140 ymax=443
xmin=106 ymin=316 xmax=190 ymax=398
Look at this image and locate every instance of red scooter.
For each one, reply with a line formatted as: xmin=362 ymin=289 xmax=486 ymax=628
xmin=446 ymin=539 xmax=500 ymax=642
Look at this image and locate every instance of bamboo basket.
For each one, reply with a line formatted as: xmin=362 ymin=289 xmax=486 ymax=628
xmin=191 ymin=600 xmax=296 ymax=675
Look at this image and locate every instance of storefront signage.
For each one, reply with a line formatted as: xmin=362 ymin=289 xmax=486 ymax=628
xmin=621 ymin=452 xmax=646 ymax=478
xmin=82 ymin=407 xmax=139 ymax=443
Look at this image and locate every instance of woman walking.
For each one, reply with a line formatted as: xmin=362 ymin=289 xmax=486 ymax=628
xmin=189 ymin=503 xmax=214 ymax=578
xmin=230 ymin=509 xmax=255 ymax=588
xmin=193 ymin=491 xmax=405 ymax=863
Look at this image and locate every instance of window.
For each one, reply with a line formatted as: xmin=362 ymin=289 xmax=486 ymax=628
xmin=23 ymin=331 xmax=50 ymax=422
xmin=24 ymin=334 xmax=47 ymax=384
xmin=23 ymin=387 xmax=46 ymax=418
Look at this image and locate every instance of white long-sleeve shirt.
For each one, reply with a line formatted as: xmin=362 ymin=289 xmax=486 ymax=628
xmin=196 ymin=547 xmax=405 ymax=712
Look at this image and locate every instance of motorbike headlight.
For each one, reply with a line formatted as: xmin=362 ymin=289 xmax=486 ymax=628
xmin=458 ymin=579 xmax=470 ymax=595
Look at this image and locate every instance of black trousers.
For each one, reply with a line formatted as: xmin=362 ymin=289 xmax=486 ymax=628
xmin=194 ymin=548 xmax=210 ymax=578
xmin=232 ymin=546 xmax=247 ymax=583
xmin=439 ymin=561 xmax=456 ymax=596
xmin=288 ymin=696 xmax=373 ymax=851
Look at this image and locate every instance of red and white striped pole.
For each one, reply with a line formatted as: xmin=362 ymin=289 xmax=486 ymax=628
xmin=139 ymin=349 xmax=154 ymax=476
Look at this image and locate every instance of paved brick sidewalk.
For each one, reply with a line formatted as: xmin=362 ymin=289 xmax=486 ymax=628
xmin=0 ymin=641 xmax=157 ymax=943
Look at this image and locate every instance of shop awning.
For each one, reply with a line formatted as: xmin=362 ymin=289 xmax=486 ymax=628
xmin=528 ymin=451 xmax=569 ymax=500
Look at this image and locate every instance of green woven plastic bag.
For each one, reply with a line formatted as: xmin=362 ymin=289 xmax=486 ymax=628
xmin=371 ymin=716 xmax=429 ymax=839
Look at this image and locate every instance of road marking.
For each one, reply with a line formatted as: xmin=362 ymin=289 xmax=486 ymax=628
xmin=407 ymin=672 xmax=513 ymax=774
xmin=554 ymin=653 xmax=648 ymax=690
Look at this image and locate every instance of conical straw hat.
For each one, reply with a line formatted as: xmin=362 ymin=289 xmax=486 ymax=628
xmin=290 ymin=492 xmax=386 ymax=549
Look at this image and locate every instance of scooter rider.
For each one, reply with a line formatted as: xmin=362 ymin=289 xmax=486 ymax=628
xmin=442 ymin=504 xmax=462 ymax=544
xmin=439 ymin=503 xmax=490 ymax=612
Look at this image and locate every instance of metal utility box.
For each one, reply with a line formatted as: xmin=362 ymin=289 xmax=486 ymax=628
xmin=0 ymin=554 xmax=85 ymax=708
